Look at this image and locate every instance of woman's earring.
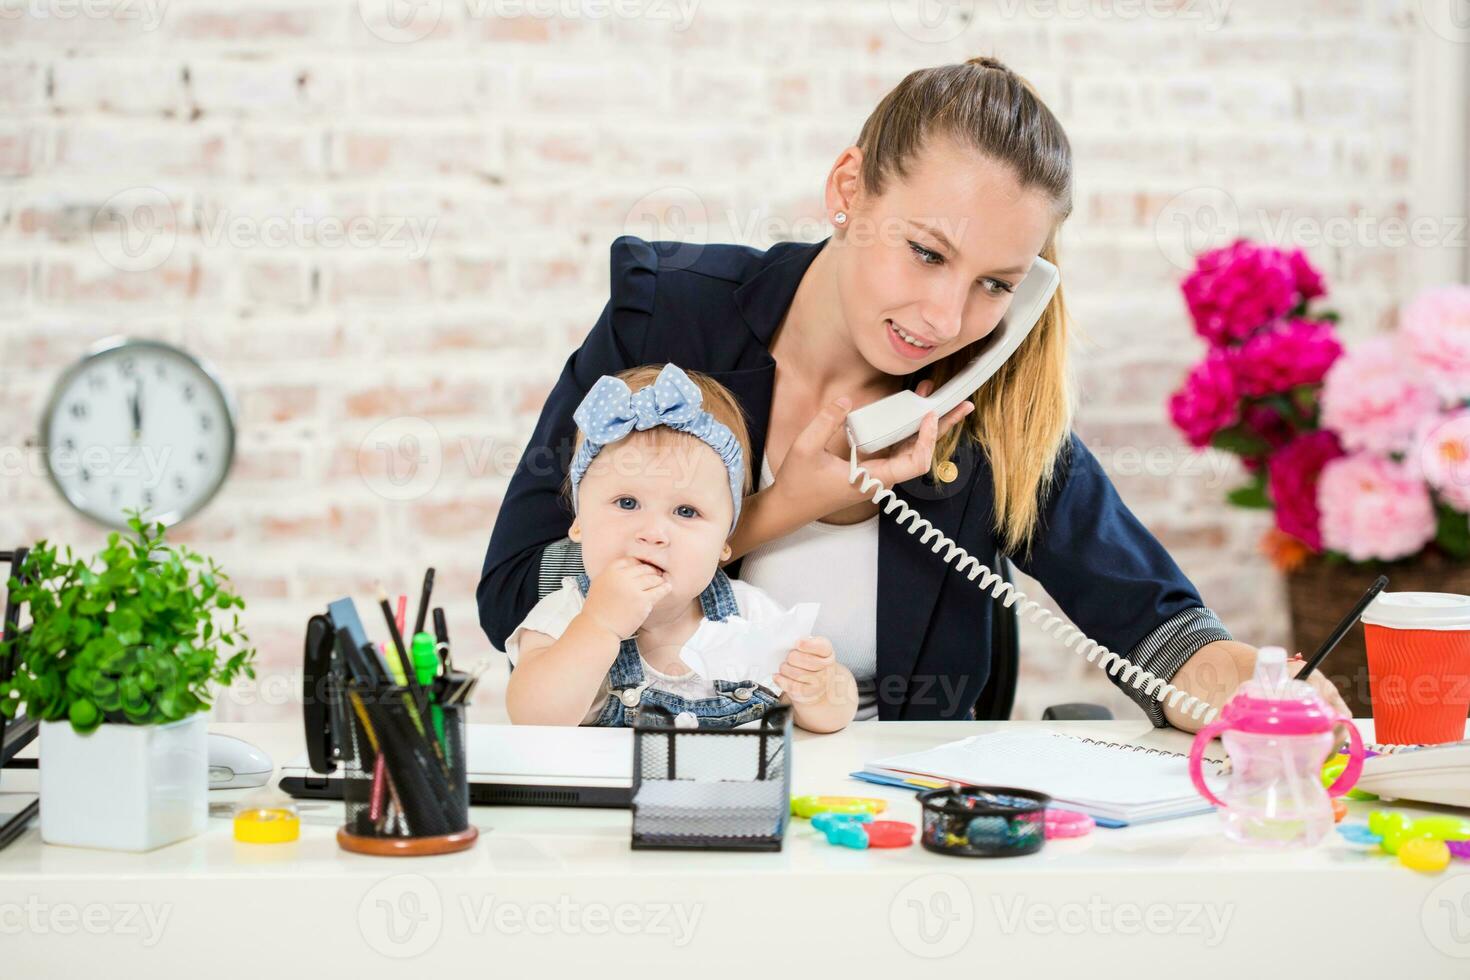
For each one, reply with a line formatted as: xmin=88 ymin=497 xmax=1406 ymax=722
xmin=833 ymin=211 xmax=847 ymax=226
xmin=568 ymin=523 xmax=581 ymax=542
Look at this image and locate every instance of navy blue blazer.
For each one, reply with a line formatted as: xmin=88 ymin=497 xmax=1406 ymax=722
xmin=478 ymin=236 xmax=1229 ymax=723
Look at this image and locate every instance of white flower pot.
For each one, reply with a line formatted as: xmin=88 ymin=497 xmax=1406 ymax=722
xmin=39 ymin=713 xmax=208 ymax=851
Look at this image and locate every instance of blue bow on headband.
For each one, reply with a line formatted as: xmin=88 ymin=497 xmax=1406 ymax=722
xmin=569 ymin=363 xmax=745 ymax=530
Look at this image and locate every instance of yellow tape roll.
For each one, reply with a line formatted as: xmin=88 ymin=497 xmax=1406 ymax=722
xmin=233 ymin=806 xmax=300 ymax=844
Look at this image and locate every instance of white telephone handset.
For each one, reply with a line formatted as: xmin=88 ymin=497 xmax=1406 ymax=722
xmin=844 ymin=255 xmax=1061 ymax=454
xmin=840 ymin=254 xmax=1218 ymax=723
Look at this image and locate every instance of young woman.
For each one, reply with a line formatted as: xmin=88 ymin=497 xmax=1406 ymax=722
xmin=479 ymin=56 xmax=1350 ymax=730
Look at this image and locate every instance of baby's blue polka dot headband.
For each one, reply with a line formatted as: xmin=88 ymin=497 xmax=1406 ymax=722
xmin=569 ymin=363 xmax=745 ymax=531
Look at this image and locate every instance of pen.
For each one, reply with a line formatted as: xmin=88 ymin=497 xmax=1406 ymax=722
xmin=1296 ymin=575 xmax=1390 ymax=682
xmin=377 ymin=586 xmax=431 ymax=720
xmin=395 ymin=593 xmax=408 ymax=639
xmin=414 ymin=568 xmax=435 ymax=637
xmin=432 ymin=606 xmax=452 ymax=673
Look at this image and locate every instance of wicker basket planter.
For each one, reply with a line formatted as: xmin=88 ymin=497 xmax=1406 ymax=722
xmin=1286 ymin=553 xmax=1470 ymax=719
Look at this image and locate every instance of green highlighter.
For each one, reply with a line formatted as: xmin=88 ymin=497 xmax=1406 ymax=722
xmin=411 ymin=632 xmax=447 ymax=763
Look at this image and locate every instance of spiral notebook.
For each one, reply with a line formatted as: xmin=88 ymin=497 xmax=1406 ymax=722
xmin=864 ymin=730 xmax=1225 ymax=824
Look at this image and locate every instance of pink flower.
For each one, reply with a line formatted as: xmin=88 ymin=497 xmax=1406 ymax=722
xmin=1232 ymin=318 xmax=1342 ymax=397
xmin=1415 ymin=412 xmax=1470 ymax=511
xmin=1288 ymin=248 xmax=1326 ymax=301
xmin=1267 ymin=431 xmax=1344 ymax=550
xmin=1400 ymin=284 xmax=1470 ymax=402
xmin=1181 ymin=240 xmax=1299 ymax=346
xmin=1318 ymin=453 xmax=1436 ymax=562
xmin=1241 ymin=403 xmax=1293 ymax=458
xmin=1319 ymin=336 xmax=1440 ymax=454
xmin=1169 ymin=351 xmax=1239 ymax=448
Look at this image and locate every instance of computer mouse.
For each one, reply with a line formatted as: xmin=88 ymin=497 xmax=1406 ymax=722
xmin=208 ymin=733 xmax=273 ymax=790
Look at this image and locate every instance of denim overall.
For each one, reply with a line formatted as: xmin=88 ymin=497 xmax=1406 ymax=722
xmin=575 ymin=568 xmax=780 ymax=729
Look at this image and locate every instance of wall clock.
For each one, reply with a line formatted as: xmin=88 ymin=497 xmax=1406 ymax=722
xmin=41 ymin=337 xmax=236 ymax=529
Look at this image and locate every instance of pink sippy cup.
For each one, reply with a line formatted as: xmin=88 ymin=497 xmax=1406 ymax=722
xmin=1188 ymin=646 xmax=1364 ymax=847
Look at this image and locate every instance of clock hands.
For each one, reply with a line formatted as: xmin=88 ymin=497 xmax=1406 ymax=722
xmin=129 ymin=378 xmax=142 ymax=440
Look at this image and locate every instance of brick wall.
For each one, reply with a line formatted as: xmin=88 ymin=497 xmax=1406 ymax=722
xmin=0 ymin=1 xmax=1450 ymax=724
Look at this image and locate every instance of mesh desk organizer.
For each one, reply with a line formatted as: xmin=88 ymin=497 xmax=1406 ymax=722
xmin=630 ymin=704 xmax=792 ymax=851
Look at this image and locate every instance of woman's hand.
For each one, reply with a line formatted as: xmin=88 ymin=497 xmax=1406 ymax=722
xmin=772 ymin=379 xmax=975 ymax=524
xmin=1164 ymin=640 xmax=1354 ymax=733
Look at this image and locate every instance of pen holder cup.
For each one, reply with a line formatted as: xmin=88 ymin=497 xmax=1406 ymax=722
xmin=336 ymin=682 xmax=477 ymax=857
xmin=629 ymin=704 xmax=792 ymax=852
xmin=917 ymin=785 xmax=1049 ymax=857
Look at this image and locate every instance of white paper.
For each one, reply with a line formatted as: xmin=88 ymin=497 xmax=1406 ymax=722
xmin=678 ymin=602 xmax=821 ymax=693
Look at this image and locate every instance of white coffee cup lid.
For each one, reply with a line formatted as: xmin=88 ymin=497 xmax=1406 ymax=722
xmin=1361 ymin=592 xmax=1470 ymax=631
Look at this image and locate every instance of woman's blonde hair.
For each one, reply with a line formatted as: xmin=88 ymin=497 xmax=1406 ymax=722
xmin=562 ymin=365 xmax=755 ymax=523
xmin=853 ymin=55 xmax=1075 ymax=555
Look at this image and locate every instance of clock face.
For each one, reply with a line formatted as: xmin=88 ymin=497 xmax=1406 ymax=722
xmin=43 ymin=339 xmax=235 ymax=529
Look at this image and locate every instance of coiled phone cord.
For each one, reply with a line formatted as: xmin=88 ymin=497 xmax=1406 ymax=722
xmin=845 ymin=442 xmax=1220 ymax=725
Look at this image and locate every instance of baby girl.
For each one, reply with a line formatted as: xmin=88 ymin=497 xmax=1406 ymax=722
xmin=504 ymin=363 xmax=856 ymax=732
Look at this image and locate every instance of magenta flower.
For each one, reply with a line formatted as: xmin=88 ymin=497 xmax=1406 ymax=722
xmin=1318 ymin=453 xmax=1436 ymax=562
xmin=1232 ymin=319 xmax=1343 ymax=397
xmin=1319 ymin=336 xmax=1440 ymax=455
xmin=1400 ymin=284 xmax=1470 ymax=402
xmin=1267 ymin=431 xmax=1344 ymax=550
xmin=1288 ymin=248 xmax=1326 ymax=301
xmin=1169 ymin=350 xmax=1240 ymax=448
xmin=1181 ymin=240 xmax=1300 ymax=346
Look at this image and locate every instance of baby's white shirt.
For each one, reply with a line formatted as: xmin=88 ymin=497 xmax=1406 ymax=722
xmin=504 ymin=574 xmax=793 ymax=725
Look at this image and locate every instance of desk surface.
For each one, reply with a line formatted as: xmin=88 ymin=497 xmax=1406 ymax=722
xmin=4 ymin=719 xmax=1469 ymax=977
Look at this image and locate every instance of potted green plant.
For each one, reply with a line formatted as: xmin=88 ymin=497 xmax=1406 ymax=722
xmin=0 ymin=515 xmax=256 ymax=851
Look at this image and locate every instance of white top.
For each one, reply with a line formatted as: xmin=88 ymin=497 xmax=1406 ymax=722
xmin=1361 ymin=591 xmax=1470 ymax=630
xmin=505 ymin=574 xmax=793 ymax=725
xmin=737 ymin=453 xmax=881 ymax=720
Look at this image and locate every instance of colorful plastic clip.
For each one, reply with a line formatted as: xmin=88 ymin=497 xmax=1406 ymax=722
xmin=791 ymin=795 xmax=887 ymax=819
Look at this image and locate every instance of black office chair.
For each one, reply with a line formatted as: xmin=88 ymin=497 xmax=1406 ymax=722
xmin=971 ymin=550 xmax=1113 ymax=722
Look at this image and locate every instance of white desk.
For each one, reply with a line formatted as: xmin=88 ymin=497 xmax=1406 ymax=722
xmin=3 ymin=719 xmax=1469 ymax=977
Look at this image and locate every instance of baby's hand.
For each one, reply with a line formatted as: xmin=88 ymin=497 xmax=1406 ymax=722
xmin=581 ymin=557 xmax=673 ymax=641
xmin=775 ymin=635 xmax=837 ymax=704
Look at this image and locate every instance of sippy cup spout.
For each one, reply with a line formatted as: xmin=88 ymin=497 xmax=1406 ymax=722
xmin=1252 ymin=646 xmax=1291 ymax=698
